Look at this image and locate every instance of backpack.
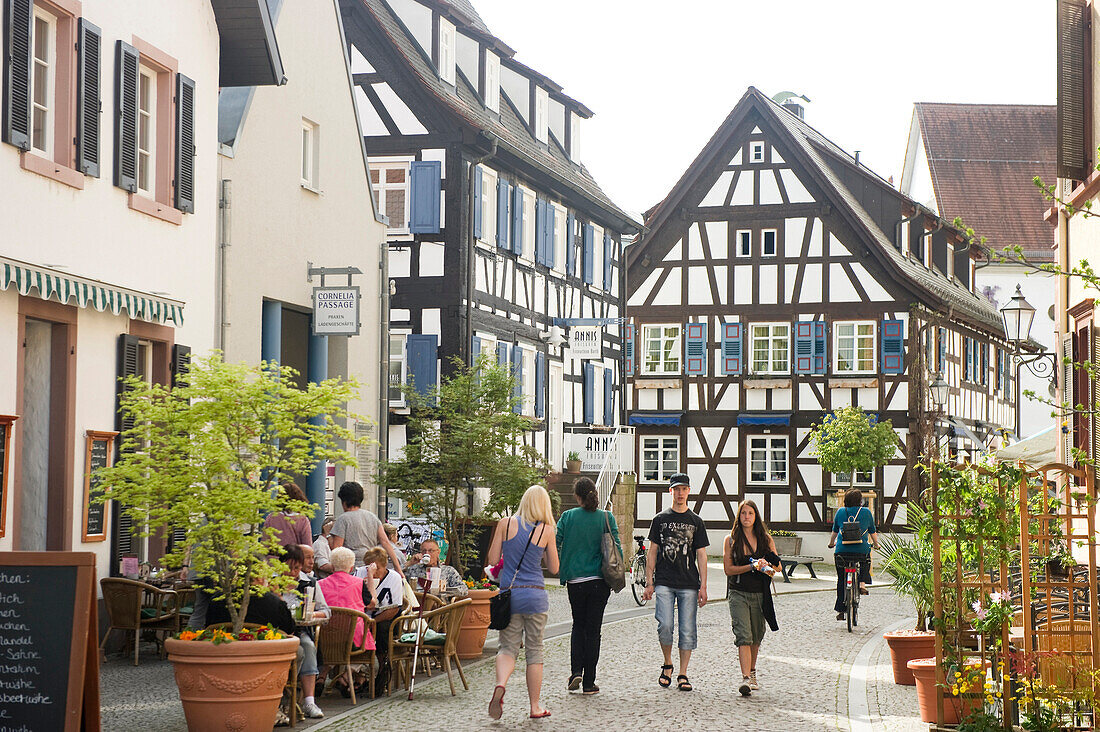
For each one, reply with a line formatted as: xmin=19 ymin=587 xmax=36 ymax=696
xmin=840 ymin=506 xmax=866 ymax=545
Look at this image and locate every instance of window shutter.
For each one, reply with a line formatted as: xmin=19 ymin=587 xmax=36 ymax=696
xmin=545 ymin=204 xmax=556 ymax=268
xmin=512 ymin=345 xmax=523 ymax=414
xmin=408 ymin=160 xmax=441 ymax=233
xmin=174 ymin=74 xmax=196 ymax=213
xmin=1058 ymin=0 xmax=1090 ymax=181
xmin=963 ymin=338 xmax=971 ymax=381
xmin=113 ymin=333 xmax=140 ymax=566
xmin=76 ymin=18 xmax=102 ymax=176
xmin=171 ymin=344 xmax=191 ymax=388
xmin=405 ymin=334 xmax=438 ymax=398
xmin=583 ymin=361 xmax=594 ymax=424
xmin=534 ymin=198 xmax=545 ymax=265
xmin=471 ymin=335 xmax=482 ymax=363
xmin=684 ymin=322 xmax=707 ymax=375
xmin=496 ymin=341 xmax=508 ymax=366
xmin=565 ymin=213 xmax=576 ymax=274
xmin=794 ymin=321 xmax=814 ymax=374
xmin=995 ymin=350 xmax=1002 ymax=393
xmin=114 ymin=41 xmax=140 ymax=192
xmin=2 ymin=0 xmax=32 ymax=150
xmin=473 ymin=166 xmax=483 ymax=240
xmin=582 ymin=224 xmax=594 ymax=284
xmin=1063 ymin=332 xmax=1075 ymax=463
xmin=624 ymin=323 xmax=635 ymax=375
xmin=980 ymin=343 xmax=988 ymax=386
xmin=512 ymin=184 xmax=524 ymax=254
xmin=535 ymin=351 xmax=546 ymax=419
xmin=938 ymin=328 xmax=947 ymax=373
xmin=604 ymin=368 xmax=614 ymax=426
xmin=603 ymin=234 xmax=613 ymax=290
xmin=813 ymin=321 xmax=827 ymax=374
xmin=881 ymin=320 xmax=904 ymax=375
xmin=496 ymin=178 xmax=510 ymax=250
xmin=721 ymin=322 xmax=742 ymax=375
xmin=1092 ymin=329 xmax=1100 ymax=480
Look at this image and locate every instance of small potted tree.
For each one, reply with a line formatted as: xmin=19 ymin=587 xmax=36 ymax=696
xmin=98 ymin=354 xmax=363 ymax=731
xmin=877 ymin=502 xmax=936 ymax=684
xmin=808 ymin=405 xmax=899 ymax=498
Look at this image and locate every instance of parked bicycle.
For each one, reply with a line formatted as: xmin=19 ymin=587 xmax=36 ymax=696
xmin=630 ymin=535 xmax=648 ymax=606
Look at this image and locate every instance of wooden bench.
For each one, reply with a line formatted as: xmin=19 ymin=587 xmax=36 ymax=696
xmin=780 ymin=555 xmax=823 ymax=583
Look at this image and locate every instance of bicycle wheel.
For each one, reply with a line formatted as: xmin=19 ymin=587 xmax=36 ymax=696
xmin=846 ymin=571 xmax=855 ymax=633
xmin=631 ymin=555 xmax=648 ymax=606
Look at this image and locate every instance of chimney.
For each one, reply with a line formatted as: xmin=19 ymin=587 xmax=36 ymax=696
xmin=781 ymin=100 xmax=805 ymax=119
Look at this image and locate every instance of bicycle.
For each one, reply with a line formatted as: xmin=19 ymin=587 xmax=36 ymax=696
xmin=630 ymin=536 xmax=648 ymax=606
xmin=839 ymin=555 xmax=865 ymax=632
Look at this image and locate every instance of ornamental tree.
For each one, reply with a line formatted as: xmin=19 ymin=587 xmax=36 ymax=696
xmin=97 ymin=353 xmax=364 ymax=633
xmin=809 ymin=405 xmax=899 ymax=492
xmin=382 ymin=355 xmax=547 ymax=575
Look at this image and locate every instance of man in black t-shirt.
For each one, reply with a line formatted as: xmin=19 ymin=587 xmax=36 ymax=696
xmin=642 ymin=473 xmax=709 ymax=692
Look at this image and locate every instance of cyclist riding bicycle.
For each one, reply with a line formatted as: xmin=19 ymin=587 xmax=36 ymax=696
xmin=827 ymin=488 xmax=879 ymax=621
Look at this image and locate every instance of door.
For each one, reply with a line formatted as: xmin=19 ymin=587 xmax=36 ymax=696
xmin=549 ymin=361 xmax=564 ymax=470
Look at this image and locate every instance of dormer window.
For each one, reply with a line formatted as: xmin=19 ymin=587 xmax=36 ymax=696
xmin=438 ymin=17 xmax=455 ymax=85
xmin=484 ymin=51 xmax=500 ymax=113
xmin=750 ymin=142 xmax=765 ymax=163
xmin=534 ymin=86 xmax=549 ymax=144
xmin=569 ymin=112 xmax=581 ymax=162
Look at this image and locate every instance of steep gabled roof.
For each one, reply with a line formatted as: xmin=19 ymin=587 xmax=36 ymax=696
xmin=344 ymin=0 xmax=637 ymax=231
xmin=633 ymin=87 xmax=1004 ymax=337
xmin=912 ymin=103 xmax=1055 ymax=262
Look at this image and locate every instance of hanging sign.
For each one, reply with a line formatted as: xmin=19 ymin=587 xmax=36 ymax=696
xmin=312 ymin=286 xmax=360 ymax=336
xmin=569 ymin=325 xmax=602 ymax=360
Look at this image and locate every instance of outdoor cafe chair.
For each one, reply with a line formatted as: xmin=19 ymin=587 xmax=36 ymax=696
xmin=387 ymin=599 xmax=472 ymax=696
xmin=100 ymin=577 xmax=180 ymax=666
xmin=416 ymin=598 xmax=471 ymax=696
xmin=317 ymin=607 xmax=377 ymax=704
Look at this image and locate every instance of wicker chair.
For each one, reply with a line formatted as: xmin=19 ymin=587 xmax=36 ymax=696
xmin=387 ymin=599 xmax=472 ymax=696
xmin=317 ymin=607 xmax=376 ymax=704
xmin=1037 ymin=619 xmax=1096 ymax=690
xmin=100 ymin=578 xmax=180 ymax=665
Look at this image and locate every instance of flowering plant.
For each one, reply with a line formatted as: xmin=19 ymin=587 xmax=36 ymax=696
xmin=970 ymin=591 xmax=1014 ymax=638
xmin=175 ymin=624 xmax=289 ymax=644
xmin=464 ymin=577 xmax=494 ymax=590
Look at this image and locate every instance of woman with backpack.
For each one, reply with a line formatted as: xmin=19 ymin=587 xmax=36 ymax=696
xmin=556 ymin=477 xmax=622 ymax=696
xmin=828 ymin=488 xmax=879 ymax=621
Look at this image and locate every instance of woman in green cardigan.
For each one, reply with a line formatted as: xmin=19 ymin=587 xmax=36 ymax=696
xmin=556 ymin=477 xmax=622 ymax=695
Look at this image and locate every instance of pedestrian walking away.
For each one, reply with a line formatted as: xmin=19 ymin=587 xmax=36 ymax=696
xmin=486 ymin=485 xmax=560 ymax=721
xmin=556 ymin=477 xmax=621 ymax=695
xmin=723 ymin=500 xmax=781 ymax=697
xmin=330 ymin=481 xmax=406 ymax=576
xmin=828 ymin=488 xmax=879 ymax=620
xmin=642 ymin=473 xmax=709 ymax=692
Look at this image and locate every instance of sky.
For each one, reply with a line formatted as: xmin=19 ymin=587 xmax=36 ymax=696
xmin=471 ymin=0 xmax=1056 ymax=221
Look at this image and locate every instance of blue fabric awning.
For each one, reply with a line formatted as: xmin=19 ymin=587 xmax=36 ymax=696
xmin=628 ymin=412 xmax=682 ymax=426
xmin=737 ymin=413 xmax=791 ymax=426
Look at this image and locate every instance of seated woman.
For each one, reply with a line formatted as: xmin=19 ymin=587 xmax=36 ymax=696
xmin=361 ymin=546 xmax=405 ymax=695
xmin=318 ymin=547 xmax=376 ymax=696
xmin=281 ymin=544 xmax=330 ymax=720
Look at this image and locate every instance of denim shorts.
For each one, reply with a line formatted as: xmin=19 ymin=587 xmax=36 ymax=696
xmin=296 ymin=632 xmax=318 ymax=676
xmin=654 ymin=585 xmax=699 ymax=650
xmin=727 ymin=589 xmax=765 ymax=646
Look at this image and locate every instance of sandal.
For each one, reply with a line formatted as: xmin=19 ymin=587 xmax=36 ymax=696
xmin=488 ymin=685 xmax=506 ymax=720
xmin=658 ymin=664 xmax=674 ymax=687
xmin=677 ymin=674 xmax=693 ymax=692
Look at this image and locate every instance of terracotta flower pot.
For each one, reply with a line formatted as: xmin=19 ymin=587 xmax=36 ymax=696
xmin=883 ymin=630 xmax=935 ymax=685
xmin=166 ymin=636 xmax=300 ymax=732
xmin=457 ymin=588 xmax=498 ymax=659
xmin=566 ymin=460 xmax=583 ymax=474
xmin=907 ymin=657 xmax=982 ymax=725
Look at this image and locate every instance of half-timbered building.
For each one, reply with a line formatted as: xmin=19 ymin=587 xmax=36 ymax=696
xmin=338 ymin=0 xmax=638 ymax=513
xmin=625 ymin=88 xmax=1015 ymax=550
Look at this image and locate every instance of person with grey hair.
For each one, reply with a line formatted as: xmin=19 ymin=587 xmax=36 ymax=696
xmin=403 ymin=538 xmax=468 ymax=597
xmin=319 ymin=546 xmax=376 ymax=697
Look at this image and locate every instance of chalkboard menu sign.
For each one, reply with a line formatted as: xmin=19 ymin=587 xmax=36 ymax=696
xmin=0 ymin=552 xmax=100 ymax=732
xmin=0 ymin=416 xmax=14 ymax=541
xmin=82 ymin=431 xmax=116 ymax=543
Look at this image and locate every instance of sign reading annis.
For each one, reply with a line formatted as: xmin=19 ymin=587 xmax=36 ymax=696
xmin=568 ymin=325 xmax=601 ymax=360
xmin=312 ymin=286 xmax=360 ymax=335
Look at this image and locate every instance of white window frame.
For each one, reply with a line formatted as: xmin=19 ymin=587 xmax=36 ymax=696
xmin=834 ymin=470 xmax=874 ymax=487
xmin=370 ymin=161 xmax=411 ymax=236
xmin=834 ymin=321 xmax=876 ymax=374
xmin=749 ymin=323 xmax=790 ymax=375
xmin=388 ymin=333 xmax=408 ymax=407
xmin=522 ymin=347 xmax=536 ymax=416
xmin=748 ymin=435 xmax=788 ymax=485
xmin=641 ymin=436 xmax=680 ymax=483
xmin=642 ymin=324 xmax=681 ymax=375
xmin=569 ymin=112 xmax=581 ymax=162
xmin=437 ymin=17 xmax=456 ymax=85
xmin=552 ymin=204 xmax=567 ymax=273
xmin=762 ymin=229 xmax=778 ymax=257
xmin=137 ymin=65 xmax=157 ymax=198
xmin=484 ymin=51 xmax=500 ymax=113
xmin=534 ymin=86 xmax=549 ymax=144
xmin=301 ymin=118 xmax=320 ymax=190
xmin=736 ymin=230 xmax=751 ymax=257
xmin=750 ymin=141 xmax=765 ymax=163
xmin=30 ymin=7 xmax=56 ymax=157
xmin=591 ymin=224 xmax=604 ymax=291
xmin=521 ymin=187 xmax=536 ymax=261
xmin=478 ymin=166 xmax=497 ymax=245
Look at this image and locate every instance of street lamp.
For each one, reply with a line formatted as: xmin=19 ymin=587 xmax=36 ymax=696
xmin=929 ymin=372 xmax=949 ymax=410
xmin=1001 ymin=285 xmax=1037 ymax=345
xmin=998 ymin=284 xmax=1057 ymax=440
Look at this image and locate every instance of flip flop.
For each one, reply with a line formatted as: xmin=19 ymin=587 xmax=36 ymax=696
xmin=488 ymin=685 xmax=506 ymax=720
xmin=530 ymin=710 xmax=552 ymax=719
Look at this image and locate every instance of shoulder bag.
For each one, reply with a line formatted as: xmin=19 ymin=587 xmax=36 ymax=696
xmin=488 ymin=521 xmax=539 ymax=630
xmin=840 ymin=506 xmax=867 ymax=545
xmin=601 ymin=511 xmax=626 ymax=592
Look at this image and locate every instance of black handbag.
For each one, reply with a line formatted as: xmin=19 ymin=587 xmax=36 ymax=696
xmin=489 ymin=521 xmax=539 ymax=630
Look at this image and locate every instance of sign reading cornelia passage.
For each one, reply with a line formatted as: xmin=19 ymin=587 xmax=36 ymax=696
xmin=568 ymin=325 xmax=601 ymax=360
xmin=312 ymin=286 xmax=360 ymax=336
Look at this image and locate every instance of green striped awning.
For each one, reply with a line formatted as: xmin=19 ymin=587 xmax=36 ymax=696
xmin=0 ymin=257 xmax=184 ymax=326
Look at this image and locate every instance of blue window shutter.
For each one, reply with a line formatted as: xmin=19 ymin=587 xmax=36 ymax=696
xmin=794 ymin=321 xmax=814 ymax=374
xmin=995 ymin=350 xmax=1002 ymax=392
xmin=496 ymin=178 xmax=510 ymax=250
xmin=938 ymin=329 xmax=947 ymax=372
xmin=535 ymin=352 xmax=546 ymax=418
xmin=535 ymin=199 xmax=546 ymax=265
xmin=405 ymin=334 xmax=438 ymax=397
xmin=473 ymin=166 xmax=483 ymax=240
xmin=496 ymin=341 xmax=508 ymax=367
xmin=408 ymin=161 xmax=441 ymax=233
xmin=980 ymin=343 xmax=988 ymax=385
xmin=512 ymin=345 xmax=523 ymax=413
xmin=471 ymin=335 xmax=482 ymax=362
xmin=962 ymin=339 xmax=970 ymax=381
xmin=512 ymin=185 xmax=524 ymax=254
xmin=881 ymin=320 xmax=904 ymax=375
xmin=684 ymin=322 xmax=707 ymax=375
xmin=546 ymin=205 xmax=556 ymax=268
xmin=624 ymin=323 xmax=635 ymax=375
xmin=583 ymin=362 xmax=594 ymax=424
xmin=582 ymin=224 xmax=594 ymax=284
xmin=721 ymin=323 xmax=742 ymax=375
xmin=566 ymin=213 xmax=576 ymax=275
xmin=604 ymin=368 xmax=614 ymax=426
xmin=813 ymin=321 xmax=827 ymax=374
xmin=603 ymin=234 xmax=613 ymax=290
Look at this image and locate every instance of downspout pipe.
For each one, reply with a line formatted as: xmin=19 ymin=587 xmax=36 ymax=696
xmin=894 ymin=205 xmax=923 ymax=253
xmin=920 ymin=218 xmax=943 ymax=266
